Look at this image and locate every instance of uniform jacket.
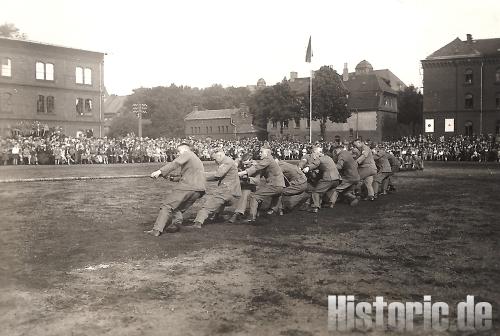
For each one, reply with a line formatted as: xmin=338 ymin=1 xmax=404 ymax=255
xmin=206 ymin=156 xmax=241 ymax=198
xmin=246 ymin=156 xmax=285 ymax=187
xmin=356 ymin=144 xmax=377 ymax=170
xmin=373 ymin=149 xmax=392 ymax=173
xmin=238 ymin=161 xmax=260 ymax=192
xmin=159 ymin=150 xmax=206 ymax=192
xmin=305 ymin=154 xmax=341 ymax=181
xmin=335 ymin=150 xmax=360 ymax=183
xmin=386 ymin=152 xmax=401 ymax=171
xmin=278 ymin=161 xmax=307 ymax=185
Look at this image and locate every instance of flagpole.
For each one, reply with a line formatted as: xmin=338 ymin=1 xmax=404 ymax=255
xmin=309 ymin=69 xmax=312 ymax=143
xmin=305 ymin=35 xmax=313 ymax=143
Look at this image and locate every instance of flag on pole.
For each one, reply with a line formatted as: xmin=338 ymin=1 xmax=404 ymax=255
xmin=305 ymin=36 xmax=312 ymax=63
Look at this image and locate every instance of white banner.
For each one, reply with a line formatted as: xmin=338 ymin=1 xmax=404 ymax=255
xmin=445 ymin=118 xmax=454 ymax=132
xmin=425 ymin=119 xmax=434 ymax=133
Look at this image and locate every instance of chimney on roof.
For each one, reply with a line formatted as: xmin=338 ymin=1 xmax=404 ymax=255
xmin=343 ymin=63 xmax=349 ymax=81
xmin=193 ymin=105 xmax=198 ymax=112
xmin=466 ymin=34 xmax=473 ymax=43
xmin=290 ymin=71 xmax=298 ymax=82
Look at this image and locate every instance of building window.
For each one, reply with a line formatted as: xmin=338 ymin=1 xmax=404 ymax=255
xmin=464 ymin=68 xmax=473 ymax=84
xmin=1 ymin=58 xmax=11 ymax=77
xmin=349 ymin=128 xmax=354 ymax=137
xmin=496 ymin=68 xmax=500 ymax=82
xmin=206 ymin=126 xmax=209 ymax=133
xmin=210 ymin=126 xmax=212 ymax=133
xmin=282 ymin=120 xmax=289 ymax=129
xmin=306 ymin=118 xmax=311 ymax=129
xmin=464 ymin=93 xmax=473 ymax=109
xmin=85 ymin=99 xmax=93 ymax=113
xmin=84 ymin=68 xmax=92 ymax=85
xmin=46 ymin=96 xmax=55 ymax=113
xmin=76 ymin=67 xmax=92 ymax=85
xmin=272 ymin=121 xmax=277 ymax=129
xmin=226 ymin=126 xmax=229 ymax=133
xmin=294 ymin=119 xmax=300 ymax=128
xmin=36 ymin=62 xmax=54 ymax=81
xmin=464 ymin=121 xmax=473 ymax=136
xmin=0 ymin=92 xmax=13 ymax=113
xmin=76 ymin=67 xmax=83 ymax=84
xmin=496 ymin=121 xmax=500 ymax=135
xmin=76 ymin=98 xmax=84 ymax=115
xmin=496 ymin=93 xmax=500 ymax=109
xmin=37 ymin=95 xmax=45 ymax=113
xmin=191 ymin=127 xmax=194 ymax=134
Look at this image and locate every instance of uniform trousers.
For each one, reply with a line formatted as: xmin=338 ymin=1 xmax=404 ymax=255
xmin=153 ymin=190 xmax=204 ymax=232
xmin=194 ymin=195 xmax=236 ymax=225
xmin=249 ymin=185 xmax=283 ymax=218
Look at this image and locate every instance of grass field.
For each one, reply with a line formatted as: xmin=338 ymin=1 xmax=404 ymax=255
xmin=0 ymin=162 xmax=499 ymax=335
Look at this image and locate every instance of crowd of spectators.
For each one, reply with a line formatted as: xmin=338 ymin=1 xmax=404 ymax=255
xmin=1 ymin=129 xmax=499 ymax=166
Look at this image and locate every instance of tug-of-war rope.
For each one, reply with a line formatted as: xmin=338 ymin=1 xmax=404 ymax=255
xmin=0 ymin=174 xmax=151 ymax=183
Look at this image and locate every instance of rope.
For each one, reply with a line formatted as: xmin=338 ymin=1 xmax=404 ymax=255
xmin=0 ymin=174 xmax=151 ymax=183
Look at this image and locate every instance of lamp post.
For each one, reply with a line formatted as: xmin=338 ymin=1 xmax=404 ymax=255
xmin=132 ymin=103 xmax=148 ymax=138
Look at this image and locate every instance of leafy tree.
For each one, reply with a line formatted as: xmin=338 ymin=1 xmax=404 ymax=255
xmin=248 ymin=79 xmax=301 ymax=138
xmin=270 ymin=79 xmax=302 ymax=135
xmin=304 ymin=66 xmax=350 ymax=140
xmin=248 ymin=86 xmax=275 ymax=139
xmin=122 ymin=84 xmax=251 ymax=138
xmin=107 ymin=112 xmax=138 ymax=138
xmin=398 ymin=85 xmax=423 ymax=136
xmin=0 ymin=23 xmax=27 ymax=39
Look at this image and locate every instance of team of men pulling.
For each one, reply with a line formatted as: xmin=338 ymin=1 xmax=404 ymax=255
xmin=145 ymin=139 xmax=400 ymax=236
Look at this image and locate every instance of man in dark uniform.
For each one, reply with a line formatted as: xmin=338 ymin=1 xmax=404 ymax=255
xmin=146 ymin=143 xmax=206 ymax=236
xmin=190 ymin=150 xmax=241 ymax=229
xmin=238 ymin=144 xmax=285 ymax=222
xmin=352 ymin=138 xmax=377 ymax=201
xmin=301 ymin=146 xmax=341 ymax=213
xmin=229 ymin=154 xmax=260 ymax=223
xmin=329 ymin=143 xmax=360 ymax=207
xmin=267 ymin=159 xmax=308 ymax=215
xmin=372 ymin=144 xmax=393 ymax=196
xmin=386 ymin=150 xmax=400 ymax=193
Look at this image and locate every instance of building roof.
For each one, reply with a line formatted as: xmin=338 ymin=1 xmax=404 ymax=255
xmin=104 ymin=95 xmax=127 ymax=115
xmin=185 ymin=109 xmax=234 ymax=120
xmin=426 ymin=36 xmax=500 ymax=60
xmin=289 ymin=77 xmax=310 ymax=95
xmin=344 ymin=73 xmax=397 ymax=111
xmin=373 ymin=69 xmax=407 ymax=91
xmin=355 ymin=60 xmax=373 ymax=74
xmin=0 ymin=36 xmax=105 ymax=56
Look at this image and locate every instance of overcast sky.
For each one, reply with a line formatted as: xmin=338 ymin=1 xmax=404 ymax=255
xmin=2 ymin=0 xmax=499 ymax=95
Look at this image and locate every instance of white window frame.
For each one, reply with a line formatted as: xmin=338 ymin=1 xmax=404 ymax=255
xmin=76 ymin=66 xmax=92 ymax=85
xmin=84 ymin=67 xmax=92 ymax=85
xmin=1 ymin=58 xmax=12 ymax=77
xmin=36 ymin=61 xmax=54 ymax=81
xmin=75 ymin=67 xmax=84 ymax=84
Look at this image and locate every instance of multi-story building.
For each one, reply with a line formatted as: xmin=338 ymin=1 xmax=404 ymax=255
xmin=184 ymin=104 xmax=258 ymax=140
xmin=0 ymin=37 xmax=105 ymax=137
xmin=421 ymin=34 xmax=500 ymax=136
xmin=103 ymin=94 xmax=127 ymax=135
xmin=267 ymin=61 xmax=405 ymax=142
